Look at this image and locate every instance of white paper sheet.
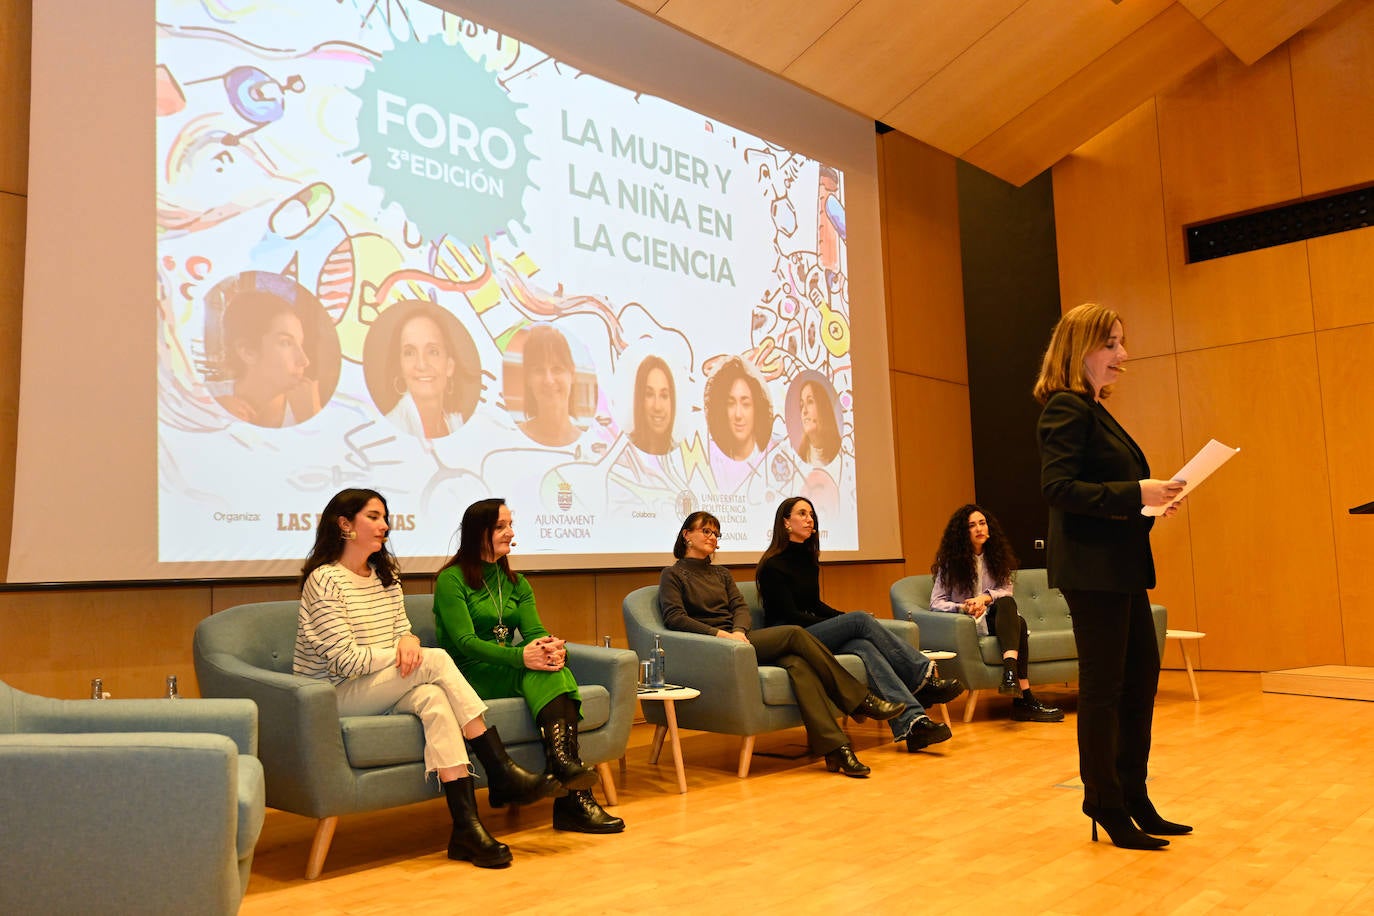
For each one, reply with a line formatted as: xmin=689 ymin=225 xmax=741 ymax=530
xmin=1141 ymin=438 xmax=1240 ymax=516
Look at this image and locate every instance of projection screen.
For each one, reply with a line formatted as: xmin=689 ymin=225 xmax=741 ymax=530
xmin=11 ymin=0 xmax=900 ymax=582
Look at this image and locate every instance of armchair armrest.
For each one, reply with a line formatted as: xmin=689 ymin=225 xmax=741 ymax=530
xmin=194 ymin=650 xmax=354 ymax=816
xmin=650 ymin=630 xmax=763 ymax=701
xmin=18 ymin=696 xmax=258 ymax=756
xmin=907 ymin=609 xmax=983 ymax=661
xmin=877 ymin=617 xmax=919 ymax=650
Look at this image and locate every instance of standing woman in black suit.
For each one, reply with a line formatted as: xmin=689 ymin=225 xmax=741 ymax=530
xmin=1033 ymin=303 xmax=1188 ymax=850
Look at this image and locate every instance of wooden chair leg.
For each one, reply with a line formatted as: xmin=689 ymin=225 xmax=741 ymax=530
xmin=737 ymin=735 xmax=755 ymax=778
xmin=305 ymin=815 xmax=338 ymax=880
xmin=963 ymin=689 xmax=980 ymax=723
xmin=595 ymin=761 xmax=618 ymax=806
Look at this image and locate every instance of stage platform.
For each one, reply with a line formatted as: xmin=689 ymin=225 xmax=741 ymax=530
xmin=1260 ymin=665 xmax=1374 ymax=702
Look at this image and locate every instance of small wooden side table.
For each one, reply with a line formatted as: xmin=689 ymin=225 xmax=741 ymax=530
xmin=1165 ymin=629 xmax=1206 ymax=701
xmin=637 ymin=685 xmax=701 ymax=794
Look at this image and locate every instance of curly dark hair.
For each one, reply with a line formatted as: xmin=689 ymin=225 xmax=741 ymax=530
xmin=703 ymin=356 xmax=771 ymax=459
xmin=930 ymin=503 xmax=1018 ymax=596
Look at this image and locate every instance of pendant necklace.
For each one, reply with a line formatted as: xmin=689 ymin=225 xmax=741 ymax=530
xmin=484 ymin=571 xmax=510 ymax=645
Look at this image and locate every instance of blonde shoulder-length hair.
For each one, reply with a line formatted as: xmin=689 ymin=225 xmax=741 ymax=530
xmin=1032 ymin=302 xmax=1122 ymax=404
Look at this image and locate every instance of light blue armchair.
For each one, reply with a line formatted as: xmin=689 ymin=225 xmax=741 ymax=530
xmin=622 ymin=581 xmax=921 ymax=777
xmin=193 ymin=594 xmax=637 ymax=878
xmin=0 ymin=678 xmax=264 ymax=915
xmin=890 ymin=569 xmax=1167 ymax=721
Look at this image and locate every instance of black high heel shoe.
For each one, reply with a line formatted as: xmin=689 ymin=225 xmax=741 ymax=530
xmin=823 ymin=745 xmax=871 ymax=777
xmin=1125 ymin=796 xmax=1192 ymax=835
xmin=1083 ymin=802 xmax=1169 ymax=849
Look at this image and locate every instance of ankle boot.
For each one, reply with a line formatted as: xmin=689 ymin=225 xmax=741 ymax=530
xmin=540 ymin=719 xmax=598 ymax=790
xmin=552 ymin=789 xmax=625 ymax=834
xmin=1124 ymin=794 xmax=1192 ymax=835
xmin=850 ymin=693 xmax=904 ymax=722
xmin=822 ymin=744 xmax=871 ymax=777
xmin=442 ymin=778 xmax=513 ymax=868
xmin=1082 ymin=801 xmax=1169 ymax=850
xmin=467 ymin=726 xmax=559 ymax=808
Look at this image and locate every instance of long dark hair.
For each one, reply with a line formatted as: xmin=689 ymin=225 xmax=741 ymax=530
xmin=440 ymin=498 xmax=516 ymax=589
xmin=931 ymin=503 xmax=1018 ymax=596
xmin=673 ymin=511 xmax=721 ymax=560
xmin=756 ymin=496 xmax=818 ymax=579
xmin=300 ymin=488 xmax=398 ymax=589
xmin=797 ymin=381 xmax=840 ymax=464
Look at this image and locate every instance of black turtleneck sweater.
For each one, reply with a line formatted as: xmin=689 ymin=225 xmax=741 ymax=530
xmin=756 ymin=541 xmax=841 ymax=628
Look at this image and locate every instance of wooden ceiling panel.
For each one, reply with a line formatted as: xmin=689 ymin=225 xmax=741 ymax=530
xmin=881 ymin=0 xmax=1175 ymax=157
xmin=652 ymin=0 xmax=856 ymax=72
xmin=1193 ymin=0 xmax=1350 ymax=64
xmin=782 ymin=0 xmax=1023 ymax=121
xmin=963 ymin=4 xmax=1222 ymax=186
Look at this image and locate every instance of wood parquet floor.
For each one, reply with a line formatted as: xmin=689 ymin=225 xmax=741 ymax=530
xmin=241 ymin=672 xmax=1374 ymax=915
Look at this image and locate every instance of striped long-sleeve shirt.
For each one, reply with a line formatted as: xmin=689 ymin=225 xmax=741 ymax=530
xmin=293 ymin=563 xmax=409 ymax=685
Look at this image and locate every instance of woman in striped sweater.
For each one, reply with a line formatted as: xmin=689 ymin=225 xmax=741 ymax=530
xmin=294 ymin=488 xmax=555 ymax=868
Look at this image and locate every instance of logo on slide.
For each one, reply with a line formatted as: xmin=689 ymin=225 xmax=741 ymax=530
xmin=354 ymin=38 xmax=534 ymax=243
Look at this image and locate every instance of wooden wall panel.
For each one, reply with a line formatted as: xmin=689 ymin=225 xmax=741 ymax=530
xmin=523 ymin=571 xmax=599 ymax=645
xmin=964 ymin=5 xmax=1223 ymax=188
xmin=879 ymin=132 xmax=966 ymax=384
xmin=655 ymin=0 xmax=850 ymax=72
xmin=883 ymin=0 xmax=1175 ymax=157
xmin=1176 ymin=336 xmax=1342 ymax=670
xmin=1315 ymin=325 xmax=1374 ymax=666
xmin=1052 ymin=99 xmax=1175 ymax=359
xmin=0 ymin=587 xmax=209 ymax=698
xmin=784 ymin=0 xmax=1023 ymax=119
xmin=1289 ymin=0 xmax=1374 ymax=195
xmin=1105 ymin=355 xmax=1198 ymax=644
xmin=0 ymin=0 xmax=30 ymax=195
xmin=889 ymin=372 xmax=975 ymax=579
xmin=1308 ymin=228 xmax=1374 ymax=331
xmin=592 ymin=568 xmax=663 ymax=648
xmin=1156 ymin=50 xmax=1312 ymax=352
xmin=1194 ymin=0 xmax=1349 ymax=66
xmin=819 ymin=561 xmax=906 ymax=619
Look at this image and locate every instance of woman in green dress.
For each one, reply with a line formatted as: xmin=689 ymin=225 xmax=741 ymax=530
xmin=434 ymin=498 xmax=624 ymax=834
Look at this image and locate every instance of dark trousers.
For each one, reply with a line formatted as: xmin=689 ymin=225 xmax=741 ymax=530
xmin=1062 ymin=589 xmax=1159 ymax=808
xmin=987 ymin=596 xmax=1030 ymax=680
xmin=747 ymin=625 xmax=871 ymax=755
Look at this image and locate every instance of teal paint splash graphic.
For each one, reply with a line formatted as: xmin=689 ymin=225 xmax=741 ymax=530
xmin=354 ymin=39 xmax=533 ymax=243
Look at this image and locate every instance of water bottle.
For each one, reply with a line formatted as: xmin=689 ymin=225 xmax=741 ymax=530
xmin=649 ymin=635 xmax=666 ymax=687
xmin=90 ymin=677 xmax=104 ymax=700
xmin=166 ymin=675 xmax=181 ymax=699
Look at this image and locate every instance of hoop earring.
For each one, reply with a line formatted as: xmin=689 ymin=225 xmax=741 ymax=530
xmin=341 ymin=529 xmax=357 ymax=541
xmin=446 ymin=376 xmax=455 ymax=396
xmin=393 ymin=377 xmax=406 ymax=395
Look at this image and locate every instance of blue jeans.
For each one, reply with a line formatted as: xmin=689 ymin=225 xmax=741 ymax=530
xmin=806 ymin=613 xmax=932 ymax=740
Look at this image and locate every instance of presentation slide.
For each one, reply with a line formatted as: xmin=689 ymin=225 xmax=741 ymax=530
xmin=155 ymin=0 xmax=861 ymax=563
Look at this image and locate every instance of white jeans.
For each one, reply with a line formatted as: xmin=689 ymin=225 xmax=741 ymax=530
xmin=335 ymin=648 xmax=487 ymax=773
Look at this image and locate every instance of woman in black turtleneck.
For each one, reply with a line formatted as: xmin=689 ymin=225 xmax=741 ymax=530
xmin=756 ymin=497 xmax=965 ymax=753
xmin=659 ymin=510 xmax=904 ymax=777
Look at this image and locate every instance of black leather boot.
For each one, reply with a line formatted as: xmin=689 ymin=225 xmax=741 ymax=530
xmin=552 ymin=789 xmax=625 ymax=833
xmin=1124 ymin=793 xmax=1192 ymax=835
xmin=467 ymin=725 xmax=559 ymax=807
xmin=442 ymin=778 xmax=513 ymax=868
xmin=1083 ymin=801 xmax=1169 ymax=850
xmin=540 ymin=719 xmax=599 ymax=790
xmin=850 ymin=693 xmax=904 ymax=722
xmin=823 ymin=744 xmax=871 ymax=777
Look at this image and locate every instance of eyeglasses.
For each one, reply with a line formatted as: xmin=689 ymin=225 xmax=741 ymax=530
xmin=695 ymin=528 xmax=721 ymax=539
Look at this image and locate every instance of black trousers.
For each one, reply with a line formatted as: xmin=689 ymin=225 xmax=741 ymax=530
xmin=747 ymin=625 xmax=871 ymax=755
xmin=1062 ymin=589 xmax=1159 ymax=808
xmin=986 ymin=596 xmax=1030 ymax=680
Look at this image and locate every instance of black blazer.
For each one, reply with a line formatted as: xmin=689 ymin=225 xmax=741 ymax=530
xmin=1037 ymin=390 xmax=1156 ymax=593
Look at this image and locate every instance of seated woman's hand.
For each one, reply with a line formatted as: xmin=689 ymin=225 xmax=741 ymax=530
xmin=523 ymin=638 xmax=564 ymax=671
xmin=395 ymin=634 xmax=424 ymax=677
xmin=714 ymin=629 xmax=749 ymax=643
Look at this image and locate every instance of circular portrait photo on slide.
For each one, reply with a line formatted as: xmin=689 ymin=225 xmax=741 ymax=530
xmin=703 ymin=355 xmax=773 ymax=463
xmin=203 ymin=271 xmax=341 ymax=429
xmin=503 ymin=323 xmax=599 ymax=448
xmin=786 ymin=372 xmax=842 ymax=466
xmin=618 ymin=352 xmax=683 ymax=456
xmin=363 ymin=300 xmax=482 ymax=440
